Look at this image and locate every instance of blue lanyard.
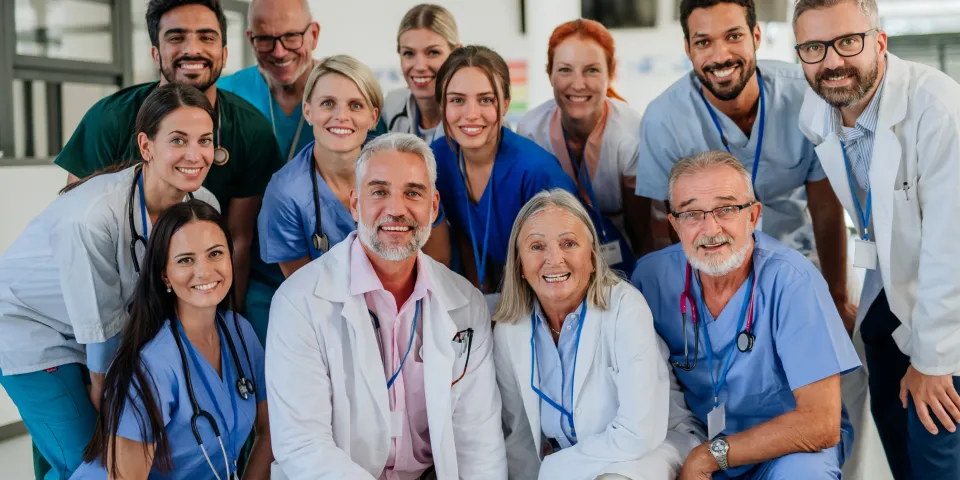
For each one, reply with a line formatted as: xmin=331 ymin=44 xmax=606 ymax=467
xmin=699 ymin=271 xmax=755 ymax=407
xmin=138 ymin=170 xmax=149 ymax=242
xmin=386 ymin=300 xmax=421 ymax=390
xmin=458 ymin=150 xmax=494 ymax=291
xmin=529 ymin=300 xmax=588 ymax=444
xmin=412 ymin=101 xmax=422 ymax=139
xmin=177 ymin=319 xmax=240 ymax=472
xmin=697 ymin=70 xmax=766 ymax=195
xmin=840 ymin=144 xmax=872 ymax=241
xmin=561 ymin=129 xmax=608 ymax=242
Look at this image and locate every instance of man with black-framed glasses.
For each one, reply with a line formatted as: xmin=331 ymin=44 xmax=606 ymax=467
xmin=795 ymin=1 xmax=960 ymax=478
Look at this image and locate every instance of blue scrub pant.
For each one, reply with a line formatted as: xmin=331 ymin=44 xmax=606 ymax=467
xmin=714 ymin=445 xmax=843 ymax=479
xmin=0 ymin=363 xmax=97 ymax=480
xmin=862 ymin=290 xmax=960 ymax=479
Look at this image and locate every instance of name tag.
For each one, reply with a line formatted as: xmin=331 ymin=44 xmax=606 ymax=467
xmin=853 ymin=238 xmax=877 ymax=270
xmin=708 ymin=403 xmax=726 ymax=440
xmin=600 ymin=241 xmax=623 ymax=266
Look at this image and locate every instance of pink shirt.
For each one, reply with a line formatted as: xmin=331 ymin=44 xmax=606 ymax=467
xmin=348 ymin=237 xmax=433 ymax=480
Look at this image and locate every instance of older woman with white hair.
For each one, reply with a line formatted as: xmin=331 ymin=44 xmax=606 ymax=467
xmin=493 ymin=189 xmax=704 ymax=480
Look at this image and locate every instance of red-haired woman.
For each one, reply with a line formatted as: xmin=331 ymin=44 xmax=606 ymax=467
xmin=518 ymin=19 xmax=662 ymax=260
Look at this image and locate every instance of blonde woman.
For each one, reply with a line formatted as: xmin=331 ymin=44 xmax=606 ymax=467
xmin=493 ymin=189 xmax=704 ymax=479
xmin=382 ymin=3 xmax=460 ymax=143
xmin=258 ymin=55 xmax=452 ymax=279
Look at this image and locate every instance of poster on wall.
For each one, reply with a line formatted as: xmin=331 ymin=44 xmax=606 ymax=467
xmin=505 ymin=59 xmax=528 ymax=129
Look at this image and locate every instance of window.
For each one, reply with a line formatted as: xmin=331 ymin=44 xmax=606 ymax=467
xmin=889 ymin=34 xmax=960 ymax=83
xmin=674 ymin=0 xmax=787 ymax=22
xmin=582 ymin=0 xmax=658 ymax=29
xmin=15 ymin=0 xmax=114 ymax=64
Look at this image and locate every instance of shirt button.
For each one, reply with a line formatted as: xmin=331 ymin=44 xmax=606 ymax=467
xmin=566 ymin=325 xmax=572 ymax=330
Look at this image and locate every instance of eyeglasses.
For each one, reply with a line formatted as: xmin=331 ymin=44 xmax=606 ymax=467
xmin=671 ymin=202 xmax=755 ymax=225
xmin=795 ymin=29 xmax=878 ymax=64
xmin=249 ymin=24 xmax=312 ymax=53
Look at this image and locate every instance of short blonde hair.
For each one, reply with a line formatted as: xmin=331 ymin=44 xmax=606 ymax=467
xmin=397 ymin=4 xmax=460 ymax=51
xmin=302 ymin=55 xmax=384 ymax=113
xmin=668 ymin=150 xmax=756 ymax=206
xmin=493 ymin=189 xmax=622 ymax=324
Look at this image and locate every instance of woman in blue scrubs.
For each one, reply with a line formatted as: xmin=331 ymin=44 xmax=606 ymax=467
xmin=75 ymin=200 xmax=271 ymax=479
xmin=432 ymin=45 xmax=578 ymax=296
xmin=0 ymin=84 xmax=219 ymax=480
xmin=258 ymin=55 xmax=450 ymax=279
xmin=382 ymin=4 xmax=459 ymax=144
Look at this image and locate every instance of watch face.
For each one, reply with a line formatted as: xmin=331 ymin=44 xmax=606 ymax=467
xmin=711 ymin=439 xmax=729 ymax=454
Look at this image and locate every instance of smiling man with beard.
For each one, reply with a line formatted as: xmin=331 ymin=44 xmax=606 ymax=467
xmin=635 ymin=0 xmax=856 ymax=336
xmin=795 ymin=1 xmax=960 ymax=478
xmin=266 ymin=133 xmax=506 ymax=479
xmin=55 ymin=0 xmax=284 ymax=319
xmin=631 ymin=150 xmax=860 ymax=480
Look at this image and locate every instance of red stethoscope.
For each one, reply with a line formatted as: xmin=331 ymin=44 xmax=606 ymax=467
xmin=673 ymin=263 xmax=757 ymax=372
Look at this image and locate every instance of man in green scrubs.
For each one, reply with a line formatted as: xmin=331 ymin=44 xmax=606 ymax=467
xmin=55 ymin=0 xmax=282 ymax=324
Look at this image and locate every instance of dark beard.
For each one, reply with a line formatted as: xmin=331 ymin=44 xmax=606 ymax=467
xmin=158 ymin=52 xmax=222 ymax=92
xmin=813 ymin=62 xmax=879 ymax=108
xmin=695 ymin=58 xmax=755 ymax=101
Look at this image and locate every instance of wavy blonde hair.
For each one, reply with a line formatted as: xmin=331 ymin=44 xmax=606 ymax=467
xmin=302 ymin=54 xmax=384 ymax=113
xmin=493 ymin=189 xmax=622 ymax=323
xmin=397 ymin=4 xmax=460 ymax=51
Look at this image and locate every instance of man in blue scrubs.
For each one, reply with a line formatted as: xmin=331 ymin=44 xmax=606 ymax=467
xmin=635 ymin=0 xmax=856 ymax=333
xmin=217 ymin=0 xmax=319 ymax=342
xmin=632 ymin=151 xmax=860 ymax=479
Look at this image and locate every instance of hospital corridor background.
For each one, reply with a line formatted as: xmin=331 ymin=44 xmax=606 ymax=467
xmin=2 ymin=0 xmax=960 ymax=478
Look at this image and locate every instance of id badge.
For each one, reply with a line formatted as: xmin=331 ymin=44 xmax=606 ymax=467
xmin=600 ymin=241 xmax=623 ymax=266
xmin=708 ymin=403 xmax=726 ymax=440
xmin=853 ymin=238 xmax=878 ymax=270
xmin=391 ymin=410 xmax=403 ymax=437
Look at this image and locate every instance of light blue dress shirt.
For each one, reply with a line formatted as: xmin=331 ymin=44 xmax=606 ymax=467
xmin=71 ymin=312 xmax=266 ymax=479
xmin=635 ymin=60 xmax=826 ymax=256
xmin=631 ymin=231 xmax=861 ymax=475
xmin=532 ymin=302 xmax=584 ymax=449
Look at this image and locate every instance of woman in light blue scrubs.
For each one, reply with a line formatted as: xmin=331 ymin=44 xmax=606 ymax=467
xmin=432 ymin=45 xmax=578 ymax=297
xmin=74 ymin=200 xmax=271 ymax=479
xmin=0 ymin=84 xmax=219 ymax=480
xmin=259 ymin=55 xmax=451 ymax=280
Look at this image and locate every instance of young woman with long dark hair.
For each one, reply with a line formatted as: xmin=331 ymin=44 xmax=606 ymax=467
xmin=74 ymin=200 xmax=271 ymax=479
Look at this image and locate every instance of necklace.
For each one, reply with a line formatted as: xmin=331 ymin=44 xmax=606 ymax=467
xmin=550 ymin=325 xmax=562 ymax=336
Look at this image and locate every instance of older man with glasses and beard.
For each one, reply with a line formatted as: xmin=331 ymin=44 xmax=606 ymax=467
xmin=795 ymin=0 xmax=960 ymax=478
xmin=631 ymin=151 xmax=860 ymax=480
xmin=266 ymin=133 xmax=506 ymax=480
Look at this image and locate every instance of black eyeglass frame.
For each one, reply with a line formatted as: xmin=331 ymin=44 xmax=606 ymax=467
xmin=670 ymin=201 xmax=757 ymax=224
xmin=249 ymin=24 xmax=313 ymax=53
xmin=794 ymin=29 xmax=879 ymax=65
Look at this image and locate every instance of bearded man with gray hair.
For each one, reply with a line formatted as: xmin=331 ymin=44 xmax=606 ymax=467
xmin=265 ymin=133 xmax=506 ymax=479
xmin=631 ymin=150 xmax=860 ymax=479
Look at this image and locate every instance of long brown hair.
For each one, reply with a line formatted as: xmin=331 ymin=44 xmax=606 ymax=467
xmin=435 ymin=45 xmax=511 ymax=152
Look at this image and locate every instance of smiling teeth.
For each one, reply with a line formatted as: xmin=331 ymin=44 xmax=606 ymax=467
xmin=329 ymin=128 xmax=353 ymax=135
xmin=178 ymin=167 xmax=201 ymax=175
xmin=543 ymin=273 xmax=571 ymax=283
xmin=381 ymin=226 xmax=411 ymax=232
xmin=180 ymin=63 xmax=205 ymax=70
xmin=193 ymin=282 xmax=218 ymax=291
xmin=412 ymin=77 xmax=431 ymax=84
xmin=713 ymin=68 xmax=735 ymax=78
xmin=274 ymin=59 xmax=293 ymax=67
xmin=828 ymin=76 xmax=847 ymax=81
xmin=462 ymin=127 xmax=482 ymax=134
xmin=569 ymin=96 xmax=589 ymax=102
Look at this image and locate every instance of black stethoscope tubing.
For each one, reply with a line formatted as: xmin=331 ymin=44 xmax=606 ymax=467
xmin=127 ymin=165 xmax=193 ymax=274
xmin=309 ymin=157 xmax=330 ymax=253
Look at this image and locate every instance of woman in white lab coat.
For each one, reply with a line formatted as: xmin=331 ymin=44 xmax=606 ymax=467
xmin=0 ymin=84 xmax=219 ymax=479
xmin=381 ymin=3 xmax=459 ymax=143
xmin=517 ymin=19 xmax=664 ymax=260
xmin=492 ymin=189 xmax=704 ymax=480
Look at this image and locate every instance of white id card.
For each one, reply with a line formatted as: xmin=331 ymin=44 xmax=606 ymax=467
xmin=708 ymin=403 xmax=726 ymax=440
xmin=853 ymin=238 xmax=878 ymax=270
xmin=391 ymin=410 xmax=403 ymax=437
xmin=600 ymin=241 xmax=623 ymax=266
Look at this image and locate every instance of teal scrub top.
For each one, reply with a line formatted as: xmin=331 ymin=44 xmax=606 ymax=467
xmin=218 ymin=66 xmax=314 ymax=162
xmin=55 ymin=82 xmax=284 ymax=208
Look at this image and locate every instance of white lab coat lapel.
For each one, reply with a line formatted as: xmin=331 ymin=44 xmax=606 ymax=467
xmin=507 ymin=315 xmax=544 ymax=453
xmin=422 ymin=289 xmax=455 ymax=471
xmin=573 ymin=304 xmax=601 ymax=410
xmin=342 ymin=295 xmax=391 ymax=431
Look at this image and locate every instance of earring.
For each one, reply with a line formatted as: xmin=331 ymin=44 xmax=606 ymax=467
xmin=166 ymin=284 xmax=172 ymax=293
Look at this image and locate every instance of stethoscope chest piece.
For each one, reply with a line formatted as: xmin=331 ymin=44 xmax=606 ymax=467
xmin=312 ymin=232 xmax=329 ymax=253
xmin=236 ymin=377 xmax=254 ymax=400
xmin=214 ymin=146 xmax=230 ymax=166
xmin=737 ymin=330 xmax=755 ymax=353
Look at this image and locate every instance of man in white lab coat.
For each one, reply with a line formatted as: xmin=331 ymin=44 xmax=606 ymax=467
xmin=265 ymin=133 xmax=507 ymax=479
xmin=795 ymin=1 xmax=960 ymax=478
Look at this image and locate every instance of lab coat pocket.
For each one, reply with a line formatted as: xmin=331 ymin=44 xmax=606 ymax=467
xmin=891 ymin=178 xmax=921 ymax=264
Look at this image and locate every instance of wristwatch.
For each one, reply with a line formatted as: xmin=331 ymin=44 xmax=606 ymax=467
xmin=709 ymin=437 xmax=730 ymax=470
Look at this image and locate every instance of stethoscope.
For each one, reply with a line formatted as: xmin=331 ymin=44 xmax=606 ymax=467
xmin=697 ymin=69 xmax=766 ymax=196
xmin=213 ymin=92 xmax=229 ymax=166
xmin=457 ymin=148 xmax=494 ymax=292
xmin=529 ymin=300 xmax=588 ymax=446
xmin=170 ymin=311 xmax=256 ymax=480
xmin=127 ymin=167 xmax=193 ymax=274
xmin=309 ymin=158 xmax=331 ymax=254
xmin=673 ymin=263 xmax=758 ymax=371
xmin=367 ymin=300 xmax=421 ymax=389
